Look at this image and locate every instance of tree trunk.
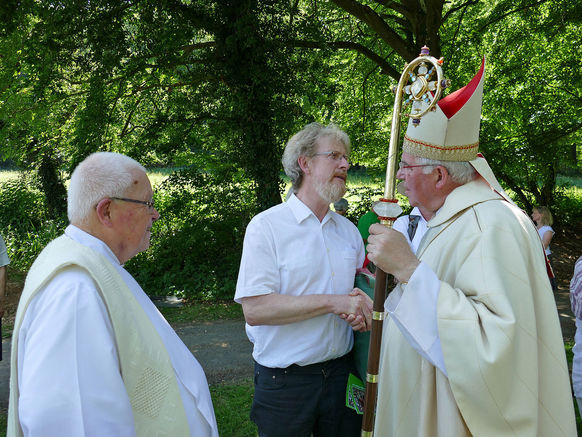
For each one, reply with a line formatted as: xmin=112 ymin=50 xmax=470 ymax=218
xmin=37 ymin=154 xmax=68 ymax=219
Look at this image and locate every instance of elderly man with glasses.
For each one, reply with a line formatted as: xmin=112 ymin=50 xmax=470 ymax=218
xmin=366 ymin=61 xmax=575 ymax=436
xmin=8 ymin=152 xmax=218 ymax=437
xmin=235 ymin=122 xmax=372 ymax=437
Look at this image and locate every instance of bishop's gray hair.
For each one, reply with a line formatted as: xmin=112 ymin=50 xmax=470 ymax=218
xmin=416 ymin=156 xmax=476 ymax=185
xmin=282 ymin=122 xmax=350 ymax=191
xmin=68 ymin=152 xmax=146 ymax=225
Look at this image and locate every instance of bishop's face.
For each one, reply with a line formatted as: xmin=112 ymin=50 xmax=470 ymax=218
xmin=396 ymin=152 xmax=438 ymax=210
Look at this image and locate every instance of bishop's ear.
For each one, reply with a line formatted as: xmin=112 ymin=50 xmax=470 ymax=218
xmin=434 ymin=165 xmax=450 ymax=189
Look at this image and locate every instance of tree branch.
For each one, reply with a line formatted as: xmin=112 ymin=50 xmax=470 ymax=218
xmin=294 ymin=40 xmax=400 ymax=79
xmin=442 ymin=0 xmax=480 ymax=23
xmin=478 ymin=0 xmax=551 ymax=31
xmin=330 ymin=0 xmax=416 ymax=61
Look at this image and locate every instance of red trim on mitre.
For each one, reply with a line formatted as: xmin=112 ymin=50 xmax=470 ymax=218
xmin=438 ymin=58 xmax=485 ymax=119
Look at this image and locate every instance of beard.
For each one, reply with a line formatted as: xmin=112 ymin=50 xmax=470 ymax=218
xmin=315 ymin=178 xmax=346 ymax=204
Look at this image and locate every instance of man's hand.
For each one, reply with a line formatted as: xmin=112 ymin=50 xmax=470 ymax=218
xmin=338 ymin=288 xmax=373 ymax=332
xmin=367 ymin=223 xmax=420 ymax=283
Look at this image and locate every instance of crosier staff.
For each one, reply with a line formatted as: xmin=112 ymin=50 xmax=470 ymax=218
xmin=360 ymin=46 xmax=450 ymax=437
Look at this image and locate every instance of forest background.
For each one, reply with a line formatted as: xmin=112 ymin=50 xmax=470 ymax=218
xmin=0 ymin=0 xmax=581 ymax=302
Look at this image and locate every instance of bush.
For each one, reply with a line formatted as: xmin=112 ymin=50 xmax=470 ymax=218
xmin=551 ymin=184 xmax=582 ymax=229
xmin=126 ymin=165 xmax=257 ymax=301
xmin=0 ymin=178 xmax=67 ymax=271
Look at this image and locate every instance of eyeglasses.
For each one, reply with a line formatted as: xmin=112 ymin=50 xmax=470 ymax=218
xmin=398 ymin=161 xmax=435 ymax=171
xmin=312 ymin=151 xmax=349 ymax=164
xmin=111 ymin=197 xmax=155 ymax=210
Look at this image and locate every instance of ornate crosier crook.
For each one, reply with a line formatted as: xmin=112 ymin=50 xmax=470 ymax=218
xmin=360 ymin=46 xmax=450 ymax=437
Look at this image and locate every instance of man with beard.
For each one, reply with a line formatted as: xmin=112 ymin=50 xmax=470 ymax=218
xmin=235 ymin=122 xmax=372 ymax=437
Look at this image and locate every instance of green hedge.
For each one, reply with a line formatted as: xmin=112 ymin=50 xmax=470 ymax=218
xmin=1 ymin=170 xmax=581 ymax=301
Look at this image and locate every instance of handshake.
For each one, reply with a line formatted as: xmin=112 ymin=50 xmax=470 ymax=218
xmin=338 ymin=288 xmax=373 ymax=332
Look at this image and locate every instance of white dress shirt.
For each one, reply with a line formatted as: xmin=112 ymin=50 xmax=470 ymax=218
xmin=235 ymin=194 xmax=365 ymax=368
xmin=17 ymin=225 xmax=218 ymax=436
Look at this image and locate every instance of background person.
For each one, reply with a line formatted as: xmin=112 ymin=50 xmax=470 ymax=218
xmin=353 ymin=205 xmax=430 ymax=380
xmin=366 ymin=60 xmax=576 ymax=436
xmin=8 ymin=152 xmax=218 ymax=437
xmin=531 ymin=205 xmax=557 ymax=290
xmin=0 ymin=234 xmax=9 ymax=361
xmin=235 ymin=122 xmax=371 ymax=437
xmin=391 ymin=205 xmax=430 ymax=254
xmin=570 ymin=255 xmax=582 ymax=413
xmin=333 ymin=197 xmax=348 ymax=216
xmin=357 ymin=202 xmax=380 ymax=271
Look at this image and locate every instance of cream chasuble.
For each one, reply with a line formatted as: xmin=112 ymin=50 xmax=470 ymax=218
xmin=374 ymin=179 xmax=576 ymax=436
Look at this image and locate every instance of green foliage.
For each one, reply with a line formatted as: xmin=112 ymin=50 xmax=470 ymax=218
xmin=440 ymin=0 xmax=582 ymax=210
xmin=550 ymin=184 xmax=582 ymax=228
xmin=0 ymin=177 xmax=46 ymax=232
xmin=126 ymin=165 xmax=257 ymax=301
xmin=0 ymin=177 xmax=67 ymax=271
xmin=343 ymin=182 xmax=384 ymax=225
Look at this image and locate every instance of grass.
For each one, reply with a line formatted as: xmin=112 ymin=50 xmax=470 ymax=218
xmin=210 ymin=377 xmax=257 ymax=436
xmin=159 ymin=300 xmax=244 ymax=324
xmin=0 ymin=170 xmax=20 ymax=184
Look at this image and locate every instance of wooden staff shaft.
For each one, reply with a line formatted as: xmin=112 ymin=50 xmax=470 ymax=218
xmin=360 ymin=268 xmax=388 ymax=435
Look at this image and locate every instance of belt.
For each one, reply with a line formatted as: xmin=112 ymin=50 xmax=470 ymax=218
xmin=256 ymin=352 xmax=353 ymax=375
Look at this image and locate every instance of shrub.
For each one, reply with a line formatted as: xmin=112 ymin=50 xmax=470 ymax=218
xmin=0 ymin=178 xmax=67 ymax=271
xmin=126 ymin=165 xmax=257 ymax=301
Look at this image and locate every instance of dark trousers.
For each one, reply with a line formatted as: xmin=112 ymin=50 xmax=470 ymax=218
xmin=251 ymin=353 xmax=362 ymax=437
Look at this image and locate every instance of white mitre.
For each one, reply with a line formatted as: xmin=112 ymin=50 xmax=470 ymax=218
xmin=402 ymin=58 xmax=513 ymax=204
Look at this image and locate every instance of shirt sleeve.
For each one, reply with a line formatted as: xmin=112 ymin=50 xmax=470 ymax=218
xmin=17 ymin=267 xmax=136 ymax=437
xmin=0 ymin=235 xmax=10 ymax=267
xmin=235 ymin=217 xmax=280 ymax=302
xmin=385 ymin=262 xmax=447 ymax=375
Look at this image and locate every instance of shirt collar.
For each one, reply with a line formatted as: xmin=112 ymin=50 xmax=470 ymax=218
xmin=65 ymin=224 xmax=122 ymax=265
xmin=287 ymin=193 xmax=334 ymax=225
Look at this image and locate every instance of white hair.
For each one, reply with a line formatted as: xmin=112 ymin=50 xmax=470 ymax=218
xmin=416 ymin=156 xmax=476 ymax=185
xmin=68 ymin=152 xmax=146 ymax=224
xmin=282 ymin=122 xmax=351 ymax=190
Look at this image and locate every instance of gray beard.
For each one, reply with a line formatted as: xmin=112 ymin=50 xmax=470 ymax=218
xmin=315 ymin=179 xmax=346 ymax=204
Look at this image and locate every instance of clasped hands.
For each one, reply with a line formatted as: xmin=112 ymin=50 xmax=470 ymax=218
xmin=338 ymin=288 xmax=373 ymax=332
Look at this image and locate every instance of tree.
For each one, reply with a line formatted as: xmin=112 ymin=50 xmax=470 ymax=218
xmin=449 ymin=0 xmax=582 ymax=211
xmin=294 ymin=0 xmax=581 ymax=213
xmin=0 ymin=0 xmax=304 ymax=213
